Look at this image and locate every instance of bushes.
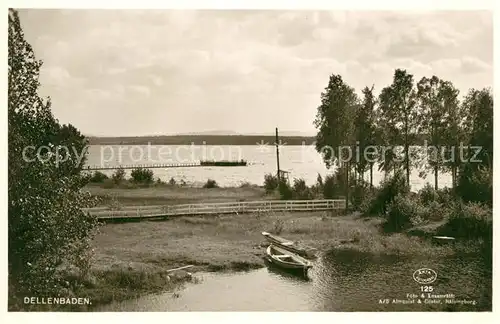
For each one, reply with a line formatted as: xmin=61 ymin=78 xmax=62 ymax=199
xmin=438 ymin=202 xmax=492 ymax=241
xmin=203 ymin=179 xmax=219 ymax=188
xmin=368 ymin=171 xmax=409 ymax=216
xmin=264 ymin=173 xmax=279 ymax=193
xmin=292 ymin=178 xmax=313 ymax=200
xmin=350 ymin=180 xmax=372 ymax=212
xmin=385 ymin=194 xmax=428 ymax=232
xmin=456 ymin=165 xmax=492 ymax=207
xmin=278 ymin=179 xmax=293 ymax=200
xmin=88 ymin=171 xmax=108 ymax=183
xmin=418 ymin=184 xmax=439 ymax=205
xmin=322 ymin=174 xmax=343 ymax=199
xmin=264 ymin=174 xmax=316 ymax=200
xmin=111 ymin=168 xmax=125 ymax=184
xmin=130 ymin=168 xmax=154 ymax=184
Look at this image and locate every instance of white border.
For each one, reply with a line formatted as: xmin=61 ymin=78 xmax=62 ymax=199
xmin=3 ymin=0 xmax=497 ymax=10
xmin=1 ymin=0 xmax=497 ymax=323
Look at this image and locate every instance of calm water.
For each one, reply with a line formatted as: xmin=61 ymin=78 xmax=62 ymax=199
xmin=85 ymin=145 xmax=452 ymax=190
xmin=97 ymin=250 xmax=491 ymax=311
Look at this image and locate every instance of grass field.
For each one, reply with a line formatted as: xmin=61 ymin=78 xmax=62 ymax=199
xmin=85 ymin=183 xmax=269 ymax=206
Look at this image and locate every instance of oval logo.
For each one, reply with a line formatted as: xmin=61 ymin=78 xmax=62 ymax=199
xmin=413 ymin=268 xmax=437 ymax=284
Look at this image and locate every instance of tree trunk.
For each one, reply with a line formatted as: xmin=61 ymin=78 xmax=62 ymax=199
xmin=452 ymin=165 xmax=457 ymax=189
xmin=434 ymin=165 xmax=438 ymax=190
xmin=345 ymin=162 xmax=349 ymax=212
xmin=369 ymin=163 xmax=374 ymax=188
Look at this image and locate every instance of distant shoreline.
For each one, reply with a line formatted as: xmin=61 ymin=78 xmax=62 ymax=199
xmin=86 ymin=134 xmax=427 ymax=146
xmin=86 ymin=135 xmax=316 ymax=146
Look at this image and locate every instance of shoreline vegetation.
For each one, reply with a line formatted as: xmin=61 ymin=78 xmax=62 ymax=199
xmin=8 ymin=9 xmax=492 ymax=312
xmin=34 ymin=168 xmax=488 ymax=311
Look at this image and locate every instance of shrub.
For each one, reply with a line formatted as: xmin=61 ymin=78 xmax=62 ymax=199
xmin=322 ymin=173 xmax=344 ymax=199
xmin=350 ymin=180 xmax=372 ymax=211
xmin=88 ymin=171 xmax=108 ymax=183
xmin=368 ymin=171 xmax=409 ymax=216
xmin=418 ymin=183 xmax=439 ymax=205
xmin=111 ymin=168 xmax=126 ymax=184
xmin=271 ymin=219 xmax=284 ymax=235
xmin=264 ymin=173 xmax=279 ymax=193
xmin=203 ymin=179 xmax=219 ymax=188
xmin=239 ymin=181 xmax=252 ymax=188
xmin=438 ymin=202 xmax=492 ymax=241
xmin=168 ymin=177 xmax=176 ymax=186
xmin=385 ymin=194 xmax=428 ymax=232
xmin=278 ymin=179 xmax=293 ymax=200
xmin=436 ymin=187 xmax=455 ymax=206
xmin=130 ymin=168 xmax=154 ymax=184
xmin=425 ymin=200 xmax=450 ymax=222
xmin=316 ymin=173 xmax=323 ymax=188
xmin=292 ymin=178 xmax=313 ymax=200
xmin=456 ymin=165 xmax=492 ymax=207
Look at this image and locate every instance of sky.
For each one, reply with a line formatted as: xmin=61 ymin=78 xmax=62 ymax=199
xmin=17 ymin=9 xmax=493 ymax=136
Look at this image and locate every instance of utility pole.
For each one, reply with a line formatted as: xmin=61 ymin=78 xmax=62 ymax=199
xmin=275 ymin=127 xmax=280 ymax=182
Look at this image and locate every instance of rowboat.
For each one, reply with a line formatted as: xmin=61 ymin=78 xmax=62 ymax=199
xmin=261 ymin=231 xmax=316 ymax=259
xmin=265 ymin=244 xmax=312 ymax=273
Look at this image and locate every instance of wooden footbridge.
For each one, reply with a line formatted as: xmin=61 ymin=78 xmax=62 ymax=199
xmin=84 ymin=199 xmax=347 ymax=222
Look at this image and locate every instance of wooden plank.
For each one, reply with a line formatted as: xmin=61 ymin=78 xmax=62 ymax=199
xmin=166 ymin=265 xmax=194 ymax=272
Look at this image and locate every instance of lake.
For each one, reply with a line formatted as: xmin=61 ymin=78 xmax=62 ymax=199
xmin=96 ymin=249 xmax=491 ymax=311
xmin=85 ymin=145 xmax=452 ymax=191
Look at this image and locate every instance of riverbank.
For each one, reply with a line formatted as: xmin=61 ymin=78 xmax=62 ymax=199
xmin=73 ymin=209 xmax=487 ymax=310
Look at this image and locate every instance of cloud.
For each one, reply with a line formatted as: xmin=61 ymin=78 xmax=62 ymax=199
xmin=129 ymin=85 xmax=151 ymax=97
xmin=17 ymin=9 xmax=493 ymax=136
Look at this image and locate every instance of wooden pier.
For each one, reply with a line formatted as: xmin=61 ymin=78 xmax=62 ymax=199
xmin=85 ymin=160 xmax=247 ymax=171
xmin=84 ymin=199 xmax=346 ymax=222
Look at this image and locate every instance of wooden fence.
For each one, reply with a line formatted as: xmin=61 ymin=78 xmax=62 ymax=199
xmin=85 ymin=199 xmax=346 ymax=221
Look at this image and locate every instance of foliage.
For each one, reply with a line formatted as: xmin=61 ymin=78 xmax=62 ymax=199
xmin=316 ymin=173 xmax=323 ymax=188
xmin=418 ymin=183 xmax=439 ymax=205
xmin=203 ymin=179 xmax=219 ymax=189
xmin=271 ymin=219 xmax=284 ymax=235
xmin=416 ymin=77 xmax=459 ymax=189
xmin=456 ymin=165 xmax=492 ymax=206
xmin=278 ymin=179 xmax=293 ymax=200
xmin=350 ymin=180 xmax=373 ymax=212
xmin=168 ymin=177 xmax=176 ymax=186
xmin=367 ymin=171 xmax=409 ymax=216
xmin=111 ymin=167 xmax=125 ymax=184
xmin=322 ymin=167 xmax=348 ymax=199
xmin=130 ymin=167 xmax=154 ymax=184
xmin=385 ymin=194 xmax=428 ymax=232
xmin=377 ymin=69 xmax=418 ymax=185
xmin=438 ymin=202 xmax=492 ymax=241
xmin=88 ymin=171 xmax=108 ymax=183
xmin=263 ymin=173 xmax=279 ymax=193
xmin=8 ymin=9 xmax=98 ymax=299
xmin=314 ymin=74 xmax=358 ymax=168
xmin=291 ymin=178 xmax=313 ymax=200
xmin=354 ymin=85 xmax=378 ymax=178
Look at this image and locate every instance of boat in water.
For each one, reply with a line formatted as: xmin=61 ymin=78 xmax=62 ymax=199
xmin=265 ymin=244 xmax=312 ymax=275
xmin=261 ymin=231 xmax=316 ymax=259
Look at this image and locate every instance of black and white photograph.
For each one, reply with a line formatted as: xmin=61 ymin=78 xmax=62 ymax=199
xmin=5 ymin=1 xmax=494 ymax=315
